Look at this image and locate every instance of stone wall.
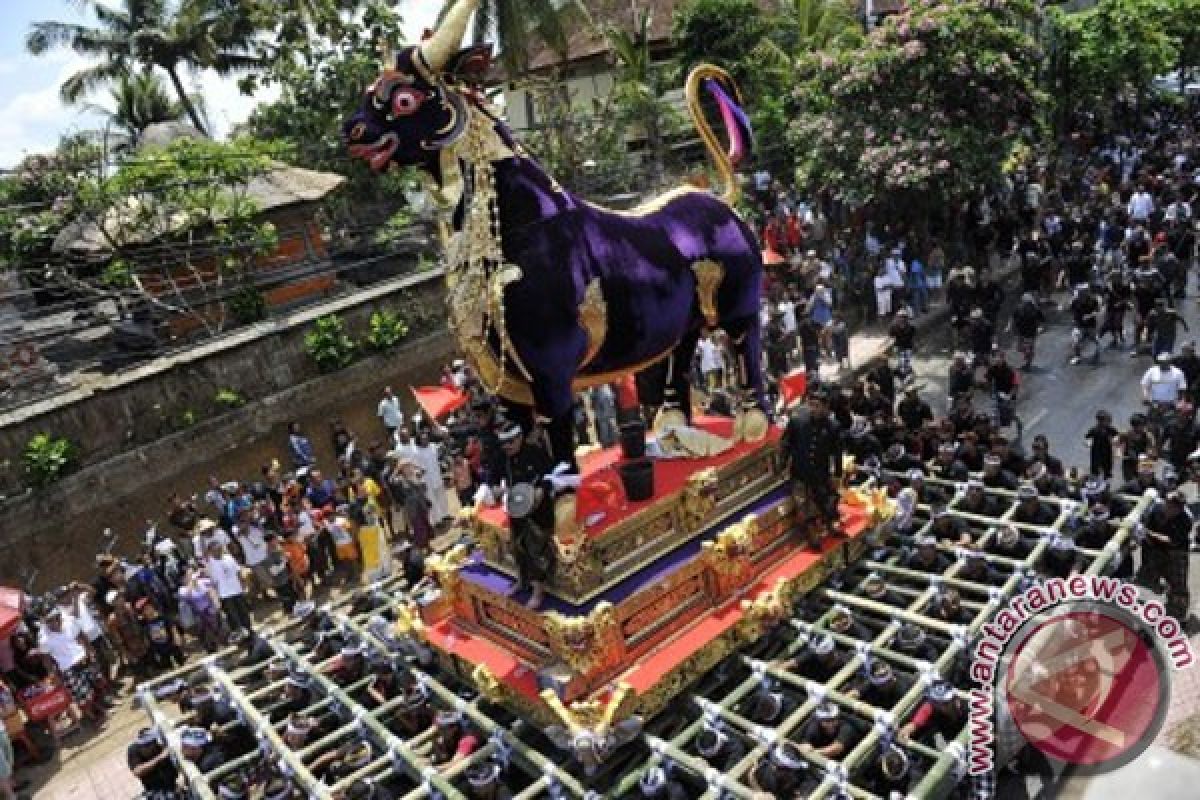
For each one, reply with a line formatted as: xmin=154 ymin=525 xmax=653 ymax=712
xmin=0 ymin=270 xmax=453 ymax=563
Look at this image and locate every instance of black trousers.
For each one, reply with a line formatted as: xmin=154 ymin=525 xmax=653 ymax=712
xmin=221 ymin=594 xmax=253 ymax=633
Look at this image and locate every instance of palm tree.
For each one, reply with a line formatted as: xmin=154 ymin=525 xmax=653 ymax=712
xmin=85 ymin=71 xmax=205 ymax=145
xmin=756 ymin=0 xmax=863 ymax=74
xmin=26 ymin=0 xmax=261 ymax=136
xmin=604 ymin=11 xmax=677 ymax=184
xmin=437 ymin=0 xmax=570 ymax=79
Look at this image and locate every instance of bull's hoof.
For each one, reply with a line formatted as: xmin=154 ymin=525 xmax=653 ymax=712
xmin=653 ymin=406 xmax=688 ymax=433
xmin=736 ymin=408 xmax=770 ymax=442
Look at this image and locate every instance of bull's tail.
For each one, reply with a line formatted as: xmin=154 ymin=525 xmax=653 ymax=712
xmin=685 ymin=64 xmax=754 ymax=207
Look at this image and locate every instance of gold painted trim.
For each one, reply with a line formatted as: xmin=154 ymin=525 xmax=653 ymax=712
xmin=684 ymin=64 xmax=743 ymax=208
xmin=691 ymin=259 xmax=724 ymax=328
xmin=582 ymin=185 xmax=705 ymax=218
xmin=578 ymin=278 xmax=607 ymax=369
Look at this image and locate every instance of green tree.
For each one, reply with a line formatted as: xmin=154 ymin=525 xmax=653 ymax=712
xmin=84 ymin=71 xmax=203 ymax=146
xmin=55 ymin=136 xmax=283 ymax=334
xmin=774 ymin=0 xmax=864 ymax=57
xmin=1159 ymin=0 xmax=1200 ymax=91
xmin=26 ymin=0 xmax=261 ymax=135
xmin=790 ymin=0 xmax=1046 ymax=228
xmin=1057 ymin=0 xmax=1176 ymax=119
xmin=604 ymin=10 xmax=679 ymax=185
xmin=672 ymin=0 xmax=771 ymax=96
xmin=463 ymin=0 xmax=570 ymax=79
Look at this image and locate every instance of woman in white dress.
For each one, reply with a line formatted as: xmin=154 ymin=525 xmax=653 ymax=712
xmin=413 ymin=431 xmax=449 ymax=525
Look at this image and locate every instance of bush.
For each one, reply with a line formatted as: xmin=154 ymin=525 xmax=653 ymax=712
xmin=214 ymin=388 xmax=245 ymax=408
xmin=228 ymin=285 xmax=267 ymax=324
xmin=304 ymin=314 xmax=356 ymax=372
xmin=22 ymin=433 xmax=77 ymax=489
xmin=365 ymin=309 xmax=410 ymax=352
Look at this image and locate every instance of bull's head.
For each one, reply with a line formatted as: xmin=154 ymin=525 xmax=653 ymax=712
xmin=343 ymin=0 xmax=490 ymax=178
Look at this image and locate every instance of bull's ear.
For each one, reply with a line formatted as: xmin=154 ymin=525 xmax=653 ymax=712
xmin=445 ymin=44 xmax=493 ymax=83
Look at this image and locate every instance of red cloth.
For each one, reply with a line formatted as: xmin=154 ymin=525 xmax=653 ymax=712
xmin=0 ymin=587 xmax=24 ymax=639
xmin=786 ymin=215 xmax=803 ymax=250
xmin=412 ymin=385 xmax=468 ymax=420
xmin=577 ymin=469 xmax=627 ymax=524
xmin=780 ymin=371 xmax=808 ymax=408
xmin=615 ymin=375 xmax=639 ymax=411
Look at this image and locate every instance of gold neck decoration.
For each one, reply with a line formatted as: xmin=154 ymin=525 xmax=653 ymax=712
xmin=440 ymin=106 xmax=535 ymax=397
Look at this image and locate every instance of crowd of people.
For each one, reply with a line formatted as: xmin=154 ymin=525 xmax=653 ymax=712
xmin=3 ymin=92 xmax=1200 ymax=800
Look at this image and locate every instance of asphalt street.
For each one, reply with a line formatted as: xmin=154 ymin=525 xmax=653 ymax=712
xmin=902 ymin=271 xmax=1200 ymax=799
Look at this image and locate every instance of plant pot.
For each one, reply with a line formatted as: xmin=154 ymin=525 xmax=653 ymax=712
xmin=619 ymin=421 xmax=647 ymax=460
xmin=617 ymin=458 xmax=655 ymax=503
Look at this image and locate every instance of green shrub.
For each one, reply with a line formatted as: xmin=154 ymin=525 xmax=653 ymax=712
xmin=365 ymin=309 xmax=410 ymax=352
xmin=178 ymin=409 xmax=198 ymax=428
xmin=304 ymin=314 xmax=356 ymax=372
xmin=214 ymin=388 xmax=244 ymax=408
xmin=22 ymin=433 xmax=77 ymax=489
xmin=228 ymin=285 xmax=267 ymax=324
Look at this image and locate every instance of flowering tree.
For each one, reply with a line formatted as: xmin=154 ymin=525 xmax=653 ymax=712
xmin=789 ymin=0 xmax=1046 ymax=221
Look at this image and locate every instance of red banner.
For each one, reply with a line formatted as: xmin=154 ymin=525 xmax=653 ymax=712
xmin=411 ymin=385 xmax=468 ymax=420
xmin=780 ymin=371 xmax=808 ymax=408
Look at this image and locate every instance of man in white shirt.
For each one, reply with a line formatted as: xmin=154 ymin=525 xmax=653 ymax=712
xmin=39 ymin=609 xmax=104 ymax=722
xmin=413 ymin=432 xmax=449 ymax=525
xmin=191 ymin=519 xmax=231 ymax=564
xmin=377 ymin=386 xmax=404 ymax=435
xmin=697 ymin=334 xmax=724 ymax=391
xmin=1128 ymin=187 xmax=1155 ymax=222
xmin=1142 ymin=353 xmax=1187 ymax=405
xmin=776 ymin=299 xmax=798 ymax=337
xmin=204 ymin=542 xmax=252 ymax=634
xmin=234 ymin=519 xmax=271 ymax=601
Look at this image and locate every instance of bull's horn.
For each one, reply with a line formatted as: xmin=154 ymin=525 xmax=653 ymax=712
xmin=377 ymin=38 xmax=395 ymax=67
xmin=420 ymin=0 xmax=480 ymax=73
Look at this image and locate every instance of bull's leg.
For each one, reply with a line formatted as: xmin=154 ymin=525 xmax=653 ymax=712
xmin=653 ymin=328 xmax=701 ymax=432
xmin=724 ymin=315 xmax=770 ymax=442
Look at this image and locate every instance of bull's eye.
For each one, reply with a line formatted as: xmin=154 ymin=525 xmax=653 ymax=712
xmin=350 ymin=123 xmax=366 ymax=141
xmin=390 ymin=88 xmax=425 ymax=117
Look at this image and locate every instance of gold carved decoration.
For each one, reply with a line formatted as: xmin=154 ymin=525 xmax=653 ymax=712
xmin=541 ymin=682 xmax=638 ymax=734
xmin=840 ymin=485 xmax=897 ymax=525
xmin=542 ymin=602 xmax=623 ymax=676
xmin=471 ymin=664 xmax=504 ymax=703
xmin=578 ymin=277 xmax=608 ymax=369
xmin=738 ymin=577 xmax=797 ymax=640
xmin=392 ymin=600 xmax=426 ymax=638
xmin=680 ymin=468 xmax=720 ymax=533
xmin=425 ymin=544 xmax=470 ymax=607
xmin=704 ymin=514 xmax=758 ymax=576
xmin=553 ymin=493 xmax=587 ymax=566
xmin=691 ymin=259 xmax=725 ymax=328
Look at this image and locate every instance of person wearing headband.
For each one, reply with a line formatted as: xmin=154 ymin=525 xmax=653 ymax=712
xmin=782 ymin=391 xmax=846 ymax=544
xmin=783 ymin=633 xmax=845 ymax=682
xmin=865 ymin=744 xmax=913 ymax=796
xmin=1139 ymin=490 xmax=1193 ymax=619
xmin=1039 ymin=534 xmax=1080 ymax=579
xmin=860 ymin=571 xmax=902 ymax=606
xmin=126 ymin=726 xmax=178 ymax=796
xmin=798 ymin=701 xmax=854 ymax=759
xmin=986 ymin=524 xmax=1030 ymax=559
xmin=929 ymin=588 xmax=970 ymax=625
xmin=749 ymin=741 xmax=808 ymax=796
xmin=637 ymin=765 xmax=688 ymax=799
xmin=901 ymin=680 xmax=968 ymax=746
xmin=282 ymin=714 xmax=317 ymax=749
xmin=892 ymin=622 xmax=938 ymax=663
xmin=270 ymin=672 xmax=314 ymax=722
xmin=386 ymin=683 xmax=433 ymax=738
xmin=313 ymin=740 xmax=374 ymax=784
xmin=179 ymin=726 xmax=225 ymax=773
xmin=465 ymin=759 xmax=514 ymax=800
xmin=344 ymin=778 xmax=397 ymax=800
xmin=959 ymin=477 xmax=1002 ymax=518
xmin=693 ymin=717 xmax=745 ymax=772
xmin=326 ymin=640 xmax=367 ymax=684
xmin=957 ymin=549 xmax=999 ymax=585
xmin=846 ymin=658 xmax=907 ymax=709
xmin=188 ymin=685 xmax=256 ymax=760
xmin=906 ymin=532 xmax=951 ymax=574
xmin=1012 ymin=484 xmax=1056 ymax=526
xmin=430 ymin=709 xmax=480 ymax=765
xmin=262 ymin=774 xmax=302 ymax=800
xmin=744 ymin=684 xmax=793 ymax=725
xmin=216 ymin=775 xmax=249 ymax=800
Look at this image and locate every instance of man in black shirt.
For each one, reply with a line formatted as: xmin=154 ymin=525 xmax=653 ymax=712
xmin=1013 ymin=484 xmax=1057 ymax=525
xmin=896 ymin=383 xmax=933 ymax=432
xmin=846 ymin=659 xmax=908 ymax=710
xmin=1175 ymin=341 xmax=1200 ymax=397
xmin=487 ymin=421 xmax=559 ymax=609
xmin=909 ymin=534 xmax=952 ymax=573
xmin=1146 ymin=297 xmax=1189 ymax=357
xmin=783 ymin=393 xmax=844 ymax=540
xmin=127 ymin=728 xmax=179 ymax=797
xmin=863 ymin=745 xmax=915 ymax=797
xmin=787 ymin=634 xmax=845 ymax=682
xmin=892 ymin=622 xmax=939 ymax=663
xmin=694 ymin=719 xmax=745 ymax=772
xmin=179 ymin=726 xmax=226 ymax=774
xmin=1071 ymin=283 xmax=1102 ymax=365
xmin=1085 ymin=410 xmax=1118 ymax=479
xmin=987 ymin=525 xmax=1030 ymax=560
xmin=986 ymin=350 xmax=1019 ymax=400
xmin=799 ymin=701 xmax=857 ymax=759
xmin=1010 ymin=293 xmax=1046 ymax=369
xmin=1140 ymin=492 xmax=1193 ymax=619
xmin=967 ymin=308 xmax=995 ymax=362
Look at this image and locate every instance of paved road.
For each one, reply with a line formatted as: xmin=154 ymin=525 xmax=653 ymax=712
xmin=903 ymin=276 xmax=1200 ymax=797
